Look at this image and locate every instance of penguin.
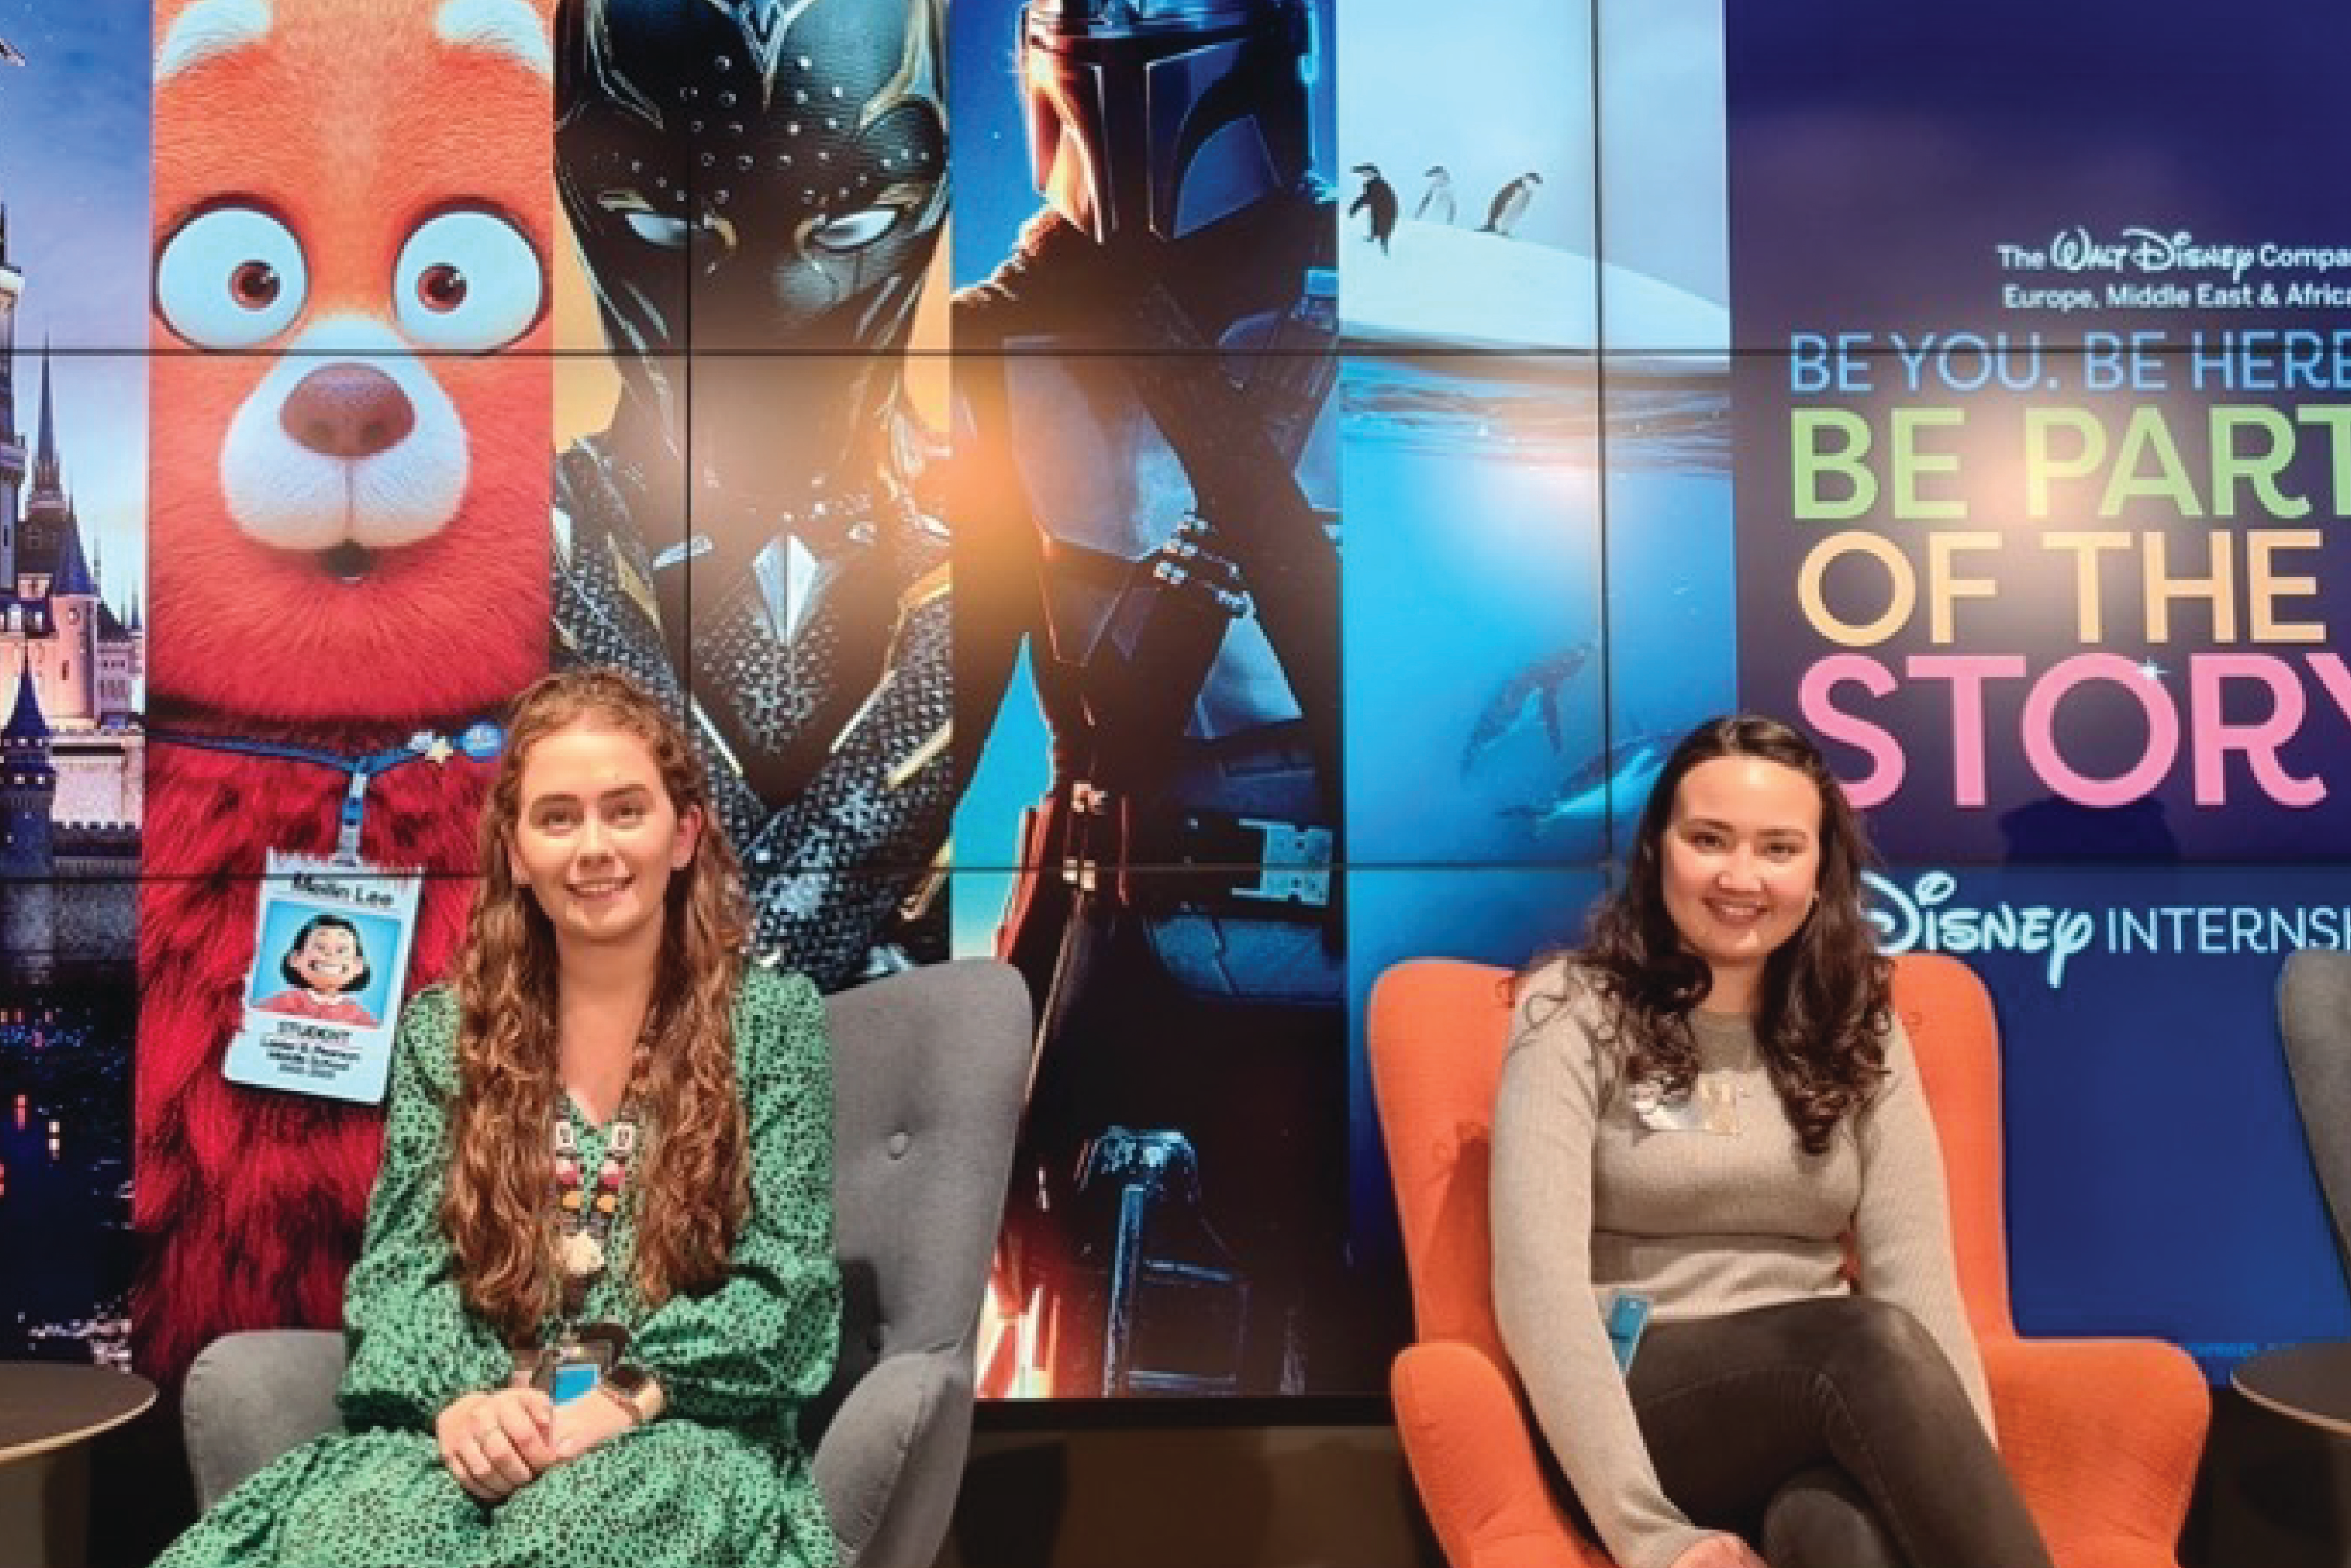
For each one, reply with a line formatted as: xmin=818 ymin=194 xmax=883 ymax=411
xmin=1414 ymin=165 xmax=1455 ymax=226
xmin=1478 ymin=171 xmax=1543 ymax=239
xmin=1349 ymin=163 xmax=1399 ymax=254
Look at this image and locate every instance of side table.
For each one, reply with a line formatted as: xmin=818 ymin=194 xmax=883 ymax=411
xmin=2228 ymin=1342 xmax=2351 ymax=1567
xmin=0 ymin=1362 xmax=159 ymax=1568
xmin=2237 ymin=1342 xmax=2351 ymax=1436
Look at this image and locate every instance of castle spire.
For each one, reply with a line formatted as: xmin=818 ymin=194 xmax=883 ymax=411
xmin=2 ymin=661 xmax=49 ymax=742
xmin=0 ymin=203 xmax=17 ymax=442
xmin=32 ymin=336 xmax=56 ymax=486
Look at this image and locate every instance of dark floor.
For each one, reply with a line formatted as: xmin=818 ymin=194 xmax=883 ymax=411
xmin=79 ymin=1383 xmax=2351 ymax=1568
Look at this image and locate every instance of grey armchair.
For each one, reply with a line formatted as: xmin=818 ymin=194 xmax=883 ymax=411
xmin=2280 ymin=948 xmax=2351 ymax=1270
xmin=182 ymin=958 xmax=1033 ymax=1568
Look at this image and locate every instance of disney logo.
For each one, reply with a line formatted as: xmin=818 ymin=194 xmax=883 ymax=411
xmin=1863 ymin=870 xmax=2095 ymax=989
xmin=2046 ymin=226 xmax=2255 ymax=282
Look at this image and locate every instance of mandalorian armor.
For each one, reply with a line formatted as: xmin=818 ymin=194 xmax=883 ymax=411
xmin=958 ymin=0 xmax=1347 ymax=1396
xmin=1018 ymin=0 xmax=1314 ymax=246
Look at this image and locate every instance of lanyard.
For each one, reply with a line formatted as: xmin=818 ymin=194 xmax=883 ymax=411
xmin=150 ymin=723 xmax=502 ymax=863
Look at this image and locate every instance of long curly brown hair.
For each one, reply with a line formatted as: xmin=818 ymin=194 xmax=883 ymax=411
xmin=443 ymin=668 xmax=754 ymax=1339
xmin=1531 ymin=714 xmax=1891 ymax=1155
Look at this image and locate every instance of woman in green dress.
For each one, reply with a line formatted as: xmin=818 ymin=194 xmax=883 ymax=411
xmin=157 ymin=667 xmax=840 ymax=1568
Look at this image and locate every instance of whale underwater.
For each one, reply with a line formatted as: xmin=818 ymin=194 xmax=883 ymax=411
xmin=1499 ymin=731 xmax=1675 ymax=833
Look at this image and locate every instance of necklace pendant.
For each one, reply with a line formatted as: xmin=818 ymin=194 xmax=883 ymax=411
xmin=560 ymin=1230 xmax=606 ymax=1281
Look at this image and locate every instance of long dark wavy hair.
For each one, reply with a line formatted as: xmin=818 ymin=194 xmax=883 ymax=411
xmin=444 ymin=668 xmax=754 ymax=1339
xmin=1528 ymin=714 xmax=1891 ymax=1155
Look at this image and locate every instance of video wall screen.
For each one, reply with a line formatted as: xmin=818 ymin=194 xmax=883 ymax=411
xmin=0 ymin=0 xmax=2342 ymax=1403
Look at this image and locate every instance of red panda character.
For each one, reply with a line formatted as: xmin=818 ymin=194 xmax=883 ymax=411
xmin=133 ymin=0 xmax=554 ymax=1384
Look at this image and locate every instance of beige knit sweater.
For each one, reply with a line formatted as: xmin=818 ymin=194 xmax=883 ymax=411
xmin=1490 ymin=959 xmax=1994 ymax=1568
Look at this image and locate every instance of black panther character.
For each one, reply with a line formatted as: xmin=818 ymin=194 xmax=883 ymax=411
xmin=956 ymin=0 xmax=1348 ymax=1396
xmin=551 ymin=0 xmax=955 ymax=991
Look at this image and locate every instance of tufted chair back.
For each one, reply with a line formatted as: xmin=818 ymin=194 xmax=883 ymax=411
xmin=801 ymin=959 xmax=1032 ymax=1566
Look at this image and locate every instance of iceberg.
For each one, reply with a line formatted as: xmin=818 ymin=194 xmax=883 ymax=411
xmin=1341 ymin=219 xmax=1727 ymax=370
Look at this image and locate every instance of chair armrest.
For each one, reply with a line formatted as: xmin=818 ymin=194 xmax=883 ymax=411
xmin=1390 ymin=1340 xmax=1614 ymax=1568
xmin=1981 ymin=1336 xmax=2208 ymax=1564
xmin=183 ymin=1329 xmax=350 ymax=1509
xmin=811 ymin=1348 xmax=974 ymax=1568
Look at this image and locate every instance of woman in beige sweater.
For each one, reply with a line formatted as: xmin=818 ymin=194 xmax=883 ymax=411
xmin=1493 ymin=715 xmax=2055 ymax=1568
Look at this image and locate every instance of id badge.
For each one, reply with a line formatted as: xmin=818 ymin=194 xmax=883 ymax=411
xmin=527 ymin=1322 xmax=627 ymax=1406
xmin=548 ymin=1353 xmax=607 ymax=1407
xmin=1602 ymin=1290 xmax=1652 ymax=1373
xmin=223 ymin=851 xmax=422 ymax=1105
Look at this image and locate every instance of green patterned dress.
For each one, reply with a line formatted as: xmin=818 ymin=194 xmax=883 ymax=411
xmin=156 ymin=967 xmax=841 ymax=1568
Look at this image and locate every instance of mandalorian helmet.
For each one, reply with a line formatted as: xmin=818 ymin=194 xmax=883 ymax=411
xmin=555 ymin=0 xmax=946 ymax=389
xmin=1020 ymin=0 xmax=1312 ymax=246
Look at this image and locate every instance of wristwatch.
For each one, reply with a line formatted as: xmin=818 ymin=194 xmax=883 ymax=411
xmin=598 ymin=1363 xmax=661 ymax=1426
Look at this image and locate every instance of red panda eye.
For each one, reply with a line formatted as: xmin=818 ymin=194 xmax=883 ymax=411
xmin=157 ymin=205 xmax=308 ymax=348
xmin=230 ymin=260 xmax=280 ymax=308
xmin=417 ymin=263 xmax=467 ymax=312
xmin=393 ymin=210 xmax=540 ymax=349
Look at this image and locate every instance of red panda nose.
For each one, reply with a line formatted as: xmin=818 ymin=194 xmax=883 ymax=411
xmin=280 ymin=363 xmax=416 ymax=459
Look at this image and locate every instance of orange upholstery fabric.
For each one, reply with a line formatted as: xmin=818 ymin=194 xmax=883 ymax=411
xmin=1367 ymin=953 xmax=2208 ymax=1568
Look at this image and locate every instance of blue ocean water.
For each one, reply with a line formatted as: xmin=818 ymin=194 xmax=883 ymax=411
xmin=1340 ymin=351 xmax=1737 ymax=1272
xmin=1340 ymin=353 xmax=1735 ymax=877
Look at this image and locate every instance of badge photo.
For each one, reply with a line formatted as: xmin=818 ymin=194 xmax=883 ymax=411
xmin=222 ymin=852 xmax=422 ymax=1105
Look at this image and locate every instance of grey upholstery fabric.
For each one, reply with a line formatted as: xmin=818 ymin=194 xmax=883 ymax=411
xmin=180 ymin=958 xmax=1032 ymax=1568
xmin=181 ymin=1329 xmax=351 ymax=1514
xmin=2280 ymin=949 xmax=2351 ymax=1272
xmin=796 ymin=958 xmax=1030 ymax=1566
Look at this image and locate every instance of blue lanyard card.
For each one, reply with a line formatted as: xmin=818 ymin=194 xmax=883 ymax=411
xmin=549 ymin=1361 xmax=600 ymax=1406
xmin=1604 ymin=1290 xmax=1653 ymax=1373
xmin=525 ymin=1321 xmax=626 ymax=1406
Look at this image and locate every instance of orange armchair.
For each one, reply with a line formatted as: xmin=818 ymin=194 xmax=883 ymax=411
xmin=1366 ymin=953 xmax=2209 ymax=1568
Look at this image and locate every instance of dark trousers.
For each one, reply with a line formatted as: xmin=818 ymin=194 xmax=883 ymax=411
xmin=1624 ymin=1297 xmax=2056 ymax=1568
